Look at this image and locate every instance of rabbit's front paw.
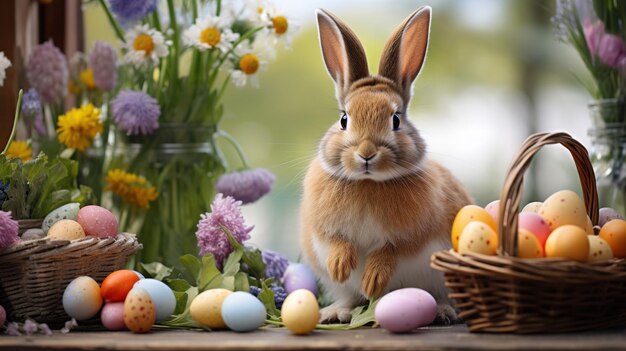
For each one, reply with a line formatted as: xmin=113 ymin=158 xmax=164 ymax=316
xmin=326 ymin=242 xmax=357 ymax=283
xmin=362 ymin=250 xmax=395 ymax=298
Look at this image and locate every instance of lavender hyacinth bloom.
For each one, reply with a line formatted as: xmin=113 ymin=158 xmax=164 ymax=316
xmin=583 ymin=21 xmax=604 ymax=57
xmin=21 ymin=89 xmax=46 ymax=136
xmin=112 ymin=90 xmax=160 ymax=135
xmin=262 ymin=250 xmax=289 ymax=280
xmin=196 ymin=194 xmax=253 ymax=266
xmin=89 ymin=41 xmax=117 ymax=91
xmin=109 ymin=0 xmax=157 ymax=25
xmin=249 ymin=284 xmax=288 ymax=309
xmin=0 ymin=211 xmax=19 ymax=249
xmin=26 ymin=40 xmax=68 ymax=104
xmin=216 ymin=168 xmax=276 ymax=204
xmin=598 ymin=33 xmax=626 ymax=68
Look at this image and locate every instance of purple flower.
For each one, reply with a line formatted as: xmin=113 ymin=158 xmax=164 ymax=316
xmin=109 ymin=0 xmax=157 ymax=25
xmin=61 ymin=318 xmax=78 ymax=334
xmin=5 ymin=322 xmax=21 ymax=336
xmin=249 ymin=284 xmax=287 ymax=309
xmin=38 ymin=323 xmax=52 ymax=336
xmin=23 ymin=320 xmax=38 ymax=335
xmin=0 ymin=211 xmax=19 ymax=249
xmin=112 ymin=90 xmax=160 ymax=135
xmin=597 ymin=33 xmax=626 ymax=68
xmin=89 ymin=41 xmax=117 ymax=91
xmin=262 ymin=250 xmax=289 ymax=280
xmin=584 ymin=21 xmax=604 ymax=58
xmin=196 ymin=194 xmax=253 ymax=266
xmin=216 ymin=168 xmax=276 ymax=204
xmin=21 ymin=89 xmax=46 ymax=137
xmin=26 ymin=40 xmax=68 ymax=104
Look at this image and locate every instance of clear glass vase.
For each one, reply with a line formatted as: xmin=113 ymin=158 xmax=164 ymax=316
xmin=588 ymin=99 xmax=626 ymax=216
xmin=112 ymin=123 xmax=225 ymax=270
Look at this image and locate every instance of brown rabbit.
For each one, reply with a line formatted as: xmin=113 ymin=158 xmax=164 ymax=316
xmin=299 ymin=7 xmax=472 ymax=323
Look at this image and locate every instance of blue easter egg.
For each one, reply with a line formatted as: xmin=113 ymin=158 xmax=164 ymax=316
xmin=221 ymin=292 xmax=266 ymax=332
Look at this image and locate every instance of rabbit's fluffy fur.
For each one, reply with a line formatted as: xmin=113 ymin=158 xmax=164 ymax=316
xmin=299 ymin=7 xmax=472 ymax=323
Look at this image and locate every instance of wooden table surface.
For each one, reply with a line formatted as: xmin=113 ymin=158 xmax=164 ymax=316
xmin=2 ymin=324 xmax=626 ymax=351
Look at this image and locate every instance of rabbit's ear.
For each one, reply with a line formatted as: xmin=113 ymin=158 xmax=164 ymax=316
xmin=316 ymin=9 xmax=369 ymax=101
xmin=378 ymin=6 xmax=431 ymax=102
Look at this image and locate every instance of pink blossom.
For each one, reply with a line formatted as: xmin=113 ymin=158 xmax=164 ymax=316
xmin=584 ymin=21 xmax=604 ymax=57
xmin=597 ymin=33 xmax=626 ymax=68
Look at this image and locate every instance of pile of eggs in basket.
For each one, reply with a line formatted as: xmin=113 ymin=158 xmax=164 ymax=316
xmin=452 ymin=190 xmax=626 ymax=262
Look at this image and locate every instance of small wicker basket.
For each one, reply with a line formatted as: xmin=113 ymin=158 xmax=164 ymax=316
xmin=431 ymin=132 xmax=626 ymax=333
xmin=0 ymin=233 xmax=141 ymax=324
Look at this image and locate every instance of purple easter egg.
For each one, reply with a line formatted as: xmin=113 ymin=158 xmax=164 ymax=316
xmin=375 ymin=288 xmax=437 ymax=333
xmin=283 ymin=263 xmax=317 ymax=296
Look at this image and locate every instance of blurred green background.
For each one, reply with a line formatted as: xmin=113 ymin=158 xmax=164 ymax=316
xmin=84 ymin=0 xmax=593 ymax=260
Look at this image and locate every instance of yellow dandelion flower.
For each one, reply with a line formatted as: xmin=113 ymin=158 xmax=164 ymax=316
xmin=79 ymin=69 xmax=97 ymax=90
xmin=57 ymin=104 xmax=103 ymax=151
xmin=105 ymin=169 xmax=158 ymax=209
xmin=5 ymin=141 xmax=32 ymax=162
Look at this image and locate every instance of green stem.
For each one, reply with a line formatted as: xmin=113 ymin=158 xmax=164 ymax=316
xmin=2 ymin=90 xmax=23 ymax=155
xmin=216 ymin=0 xmax=222 ymax=16
xmin=208 ymin=27 xmax=264 ymax=87
xmin=217 ymin=130 xmax=250 ymax=169
xmin=97 ymin=0 xmax=125 ymax=42
xmin=152 ymin=9 xmax=162 ymax=32
xmin=166 ymin=0 xmax=180 ymax=79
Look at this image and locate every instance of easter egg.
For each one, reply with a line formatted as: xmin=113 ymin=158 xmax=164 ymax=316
xmin=0 ymin=305 xmax=5 ymax=327
xmin=457 ymin=221 xmax=498 ymax=255
xmin=585 ymin=216 xmax=594 ymax=234
xmin=518 ymin=212 xmax=551 ymax=246
xmin=375 ymin=288 xmax=437 ymax=333
xmin=101 ymin=302 xmax=126 ymax=330
xmin=190 ymin=289 xmax=233 ymax=329
xmin=47 ymin=219 xmax=85 ymax=240
xmin=22 ymin=228 xmax=45 ymax=240
xmin=101 ymin=270 xmax=140 ymax=302
xmin=133 ymin=279 xmax=176 ymax=322
xmin=451 ymin=205 xmax=497 ymax=251
xmin=123 ymin=287 xmax=155 ymax=333
xmin=517 ymin=228 xmax=544 ymax=258
xmin=587 ymin=236 xmax=613 ymax=262
xmin=521 ymin=202 xmax=543 ymax=213
xmin=599 ymin=208 xmax=624 ymax=227
xmin=221 ymin=292 xmax=266 ymax=332
xmin=484 ymin=200 xmax=500 ymax=222
xmin=545 ymin=225 xmax=589 ymax=262
xmin=133 ymin=271 xmax=145 ymax=280
xmin=63 ymin=276 xmax=103 ymax=320
xmin=42 ymin=203 xmax=80 ymax=233
xmin=77 ymin=205 xmax=118 ymax=238
xmin=539 ymin=190 xmax=587 ymax=230
xmin=281 ymin=289 xmax=320 ymax=335
xmin=283 ymin=263 xmax=318 ymax=295
xmin=599 ymin=219 xmax=626 ymax=258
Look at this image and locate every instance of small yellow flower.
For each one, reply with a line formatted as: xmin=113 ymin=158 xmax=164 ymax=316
xmin=271 ymin=16 xmax=289 ymax=35
xmin=79 ymin=69 xmax=97 ymax=90
xmin=5 ymin=141 xmax=32 ymax=162
xmin=105 ymin=169 xmax=158 ymax=209
xmin=133 ymin=33 xmax=155 ymax=56
xmin=57 ymin=104 xmax=103 ymax=151
xmin=239 ymin=54 xmax=260 ymax=75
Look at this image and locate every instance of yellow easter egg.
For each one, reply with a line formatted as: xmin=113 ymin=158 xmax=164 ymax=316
xmin=123 ymin=287 xmax=155 ymax=333
xmin=189 ymin=289 xmax=232 ymax=329
xmin=539 ymin=190 xmax=587 ymax=231
xmin=544 ymin=225 xmax=589 ymax=262
xmin=587 ymin=235 xmax=613 ymax=262
xmin=451 ymin=205 xmax=497 ymax=251
xmin=281 ymin=289 xmax=320 ymax=335
xmin=585 ymin=215 xmax=594 ymax=235
xmin=521 ymin=202 xmax=543 ymax=213
xmin=47 ymin=219 xmax=86 ymax=240
xmin=599 ymin=219 xmax=626 ymax=258
xmin=457 ymin=221 xmax=498 ymax=255
xmin=517 ymin=228 xmax=544 ymax=258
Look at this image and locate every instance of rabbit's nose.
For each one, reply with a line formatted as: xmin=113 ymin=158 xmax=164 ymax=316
xmin=357 ymin=140 xmax=377 ymax=161
xmin=358 ymin=153 xmax=376 ymax=161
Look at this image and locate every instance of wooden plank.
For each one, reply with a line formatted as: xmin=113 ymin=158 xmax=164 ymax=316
xmin=1 ymin=325 xmax=626 ymax=351
xmin=0 ymin=0 xmax=16 ymax=152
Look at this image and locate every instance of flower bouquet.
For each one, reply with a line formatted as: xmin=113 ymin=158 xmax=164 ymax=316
xmin=554 ymin=0 xmax=626 ymax=214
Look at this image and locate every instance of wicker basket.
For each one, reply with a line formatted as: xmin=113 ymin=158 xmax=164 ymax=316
xmin=0 ymin=233 xmax=142 ymax=324
xmin=17 ymin=219 xmax=43 ymax=236
xmin=431 ymin=132 xmax=626 ymax=333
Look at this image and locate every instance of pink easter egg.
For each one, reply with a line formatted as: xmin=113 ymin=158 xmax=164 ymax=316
xmin=0 ymin=305 xmax=5 ymax=327
xmin=518 ymin=212 xmax=551 ymax=247
xmin=485 ymin=200 xmax=500 ymax=222
xmin=77 ymin=206 xmax=118 ymax=238
xmin=101 ymin=302 xmax=126 ymax=331
xmin=375 ymin=288 xmax=437 ymax=333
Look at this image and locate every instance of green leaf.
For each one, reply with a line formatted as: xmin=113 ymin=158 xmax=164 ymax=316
xmin=348 ymin=299 xmax=379 ymax=329
xmin=198 ymin=254 xmax=221 ymax=291
xmin=258 ymin=280 xmax=280 ymax=320
xmin=234 ymin=272 xmax=249 ymax=292
xmin=222 ymin=248 xmax=243 ymax=277
xmin=167 ymin=279 xmax=192 ymax=292
xmin=221 ymin=276 xmax=235 ymax=291
xmin=140 ymin=262 xmax=174 ymax=281
xmin=172 ymin=291 xmax=188 ymax=315
xmin=204 ymin=275 xmax=224 ymax=290
xmin=2 ymin=169 xmax=28 ymax=219
xmin=179 ymin=254 xmax=202 ymax=284
xmin=36 ymin=189 xmax=71 ymax=218
xmin=241 ymin=247 xmax=266 ymax=280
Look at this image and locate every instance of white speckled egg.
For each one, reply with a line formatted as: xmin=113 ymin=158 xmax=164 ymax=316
xmin=522 ymin=202 xmax=543 ymax=213
xmin=587 ymin=235 xmax=613 ymax=262
xmin=63 ymin=276 xmax=103 ymax=320
xmin=221 ymin=292 xmax=266 ymax=332
xmin=375 ymin=288 xmax=437 ymax=333
xmin=133 ymin=279 xmax=176 ymax=322
xmin=281 ymin=289 xmax=319 ymax=335
xmin=77 ymin=205 xmax=118 ymax=238
xmin=48 ymin=219 xmax=85 ymax=240
xmin=42 ymin=203 xmax=80 ymax=233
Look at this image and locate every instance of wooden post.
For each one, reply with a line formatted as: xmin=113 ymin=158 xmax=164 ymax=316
xmin=0 ymin=0 xmax=17 ymax=152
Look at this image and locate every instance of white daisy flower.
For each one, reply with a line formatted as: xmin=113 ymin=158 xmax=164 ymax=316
xmin=230 ymin=42 xmax=267 ymax=87
xmin=123 ymin=24 xmax=171 ymax=68
xmin=0 ymin=51 xmax=12 ymax=87
xmin=261 ymin=7 xmax=298 ymax=48
xmin=183 ymin=15 xmax=240 ymax=53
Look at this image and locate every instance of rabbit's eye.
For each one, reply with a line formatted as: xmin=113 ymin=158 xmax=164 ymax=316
xmin=340 ymin=113 xmax=348 ymax=130
xmin=393 ymin=113 xmax=400 ymax=130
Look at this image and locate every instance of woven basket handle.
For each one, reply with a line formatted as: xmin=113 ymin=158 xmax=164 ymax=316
xmin=497 ymin=132 xmax=599 ymax=256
